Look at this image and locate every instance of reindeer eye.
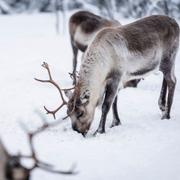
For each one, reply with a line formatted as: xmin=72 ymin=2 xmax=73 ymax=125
xmin=76 ymin=110 xmax=84 ymax=118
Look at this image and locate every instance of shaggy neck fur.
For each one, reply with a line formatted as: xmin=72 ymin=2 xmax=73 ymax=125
xmin=77 ymin=40 xmax=114 ymax=106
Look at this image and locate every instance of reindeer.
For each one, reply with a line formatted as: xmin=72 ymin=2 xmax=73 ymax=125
xmin=36 ymin=15 xmax=179 ymax=136
xmin=69 ymin=11 xmax=140 ymax=87
xmin=69 ymin=10 xmax=121 ymax=84
xmin=0 ymin=118 xmax=76 ymax=180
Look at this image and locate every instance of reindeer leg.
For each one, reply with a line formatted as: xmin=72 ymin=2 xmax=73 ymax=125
xmin=71 ymin=38 xmax=78 ymax=85
xmin=158 ymin=78 xmax=167 ymax=111
xmin=160 ymin=48 xmax=177 ymax=119
xmin=161 ymin=73 xmax=176 ymax=119
xmin=110 ymin=95 xmax=121 ymax=128
xmin=95 ymin=75 xmax=120 ymax=134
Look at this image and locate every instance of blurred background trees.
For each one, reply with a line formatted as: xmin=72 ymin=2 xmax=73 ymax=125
xmin=0 ymin=0 xmax=179 ymax=19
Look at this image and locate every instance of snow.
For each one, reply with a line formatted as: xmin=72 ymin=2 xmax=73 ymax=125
xmin=0 ymin=13 xmax=180 ymax=180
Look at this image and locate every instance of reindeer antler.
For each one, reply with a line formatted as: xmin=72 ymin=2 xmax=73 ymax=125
xmin=68 ymin=71 xmax=80 ymax=85
xmin=35 ymin=62 xmax=74 ymax=119
xmin=20 ymin=117 xmax=77 ymax=175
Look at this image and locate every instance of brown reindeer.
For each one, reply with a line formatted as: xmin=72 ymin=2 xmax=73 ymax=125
xmin=69 ymin=10 xmax=120 ymax=84
xmin=36 ymin=15 xmax=179 ymax=136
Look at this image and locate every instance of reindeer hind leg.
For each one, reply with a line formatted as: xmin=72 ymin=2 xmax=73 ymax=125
xmin=110 ymin=95 xmax=121 ymax=128
xmin=162 ymin=71 xmax=176 ymax=119
xmin=160 ymin=48 xmax=177 ymax=119
xmin=158 ymin=77 xmax=167 ymax=112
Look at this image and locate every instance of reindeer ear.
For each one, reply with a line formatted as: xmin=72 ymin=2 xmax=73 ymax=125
xmin=80 ymin=90 xmax=90 ymax=105
xmin=80 ymin=98 xmax=89 ymax=105
xmin=80 ymin=94 xmax=90 ymax=105
xmin=64 ymin=90 xmax=73 ymax=100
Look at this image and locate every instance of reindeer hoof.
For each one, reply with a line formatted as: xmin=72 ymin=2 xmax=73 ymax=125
xmin=159 ymin=104 xmax=166 ymax=112
xmin=93 ymin=128 xmax=105 ymax=136
xmin=161 ymin=113 xmax=170 ymax=120
xmin=110 ymin=121 xmax=121 ymax=128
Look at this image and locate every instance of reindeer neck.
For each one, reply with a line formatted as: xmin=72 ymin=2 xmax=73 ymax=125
xmin=78 ymin=46 xmax=112 ymax=105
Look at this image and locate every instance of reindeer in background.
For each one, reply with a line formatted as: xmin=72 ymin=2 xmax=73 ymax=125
xmin=36 ymin=15 xmax=179 ymax=136
xmin=69 ymin=11 xmax=120 ymax=85
xmin=0 ymin=118 xmax=76 ymax=180
xmin=68 ymin=15 xmax=179 ymax=135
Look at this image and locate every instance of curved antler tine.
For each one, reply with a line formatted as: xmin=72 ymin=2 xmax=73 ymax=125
xmin=61 ymin=86 xmax=75 ymax=91
xmin=42 ymin=62 xmax=48 ymax=68
xmin=68 ymin=72 xmax=74 ymax=80
xmin=68 ymin=71 xmax=79 ymax=86
xmin=62 ymin=114 xmax=69 ymax=120
xmin=62 ymin=101 xmax=76 ymax=120
xmin=41 ymin=62 xmax=52 ymax=80
xmin=36 ymin=162 xmax=78 ymax=175
xmin=43 ymin=104 xmax=64 ymax=119
xmin=44 ymin=106 xmax=56 ymax=119
xmin=35 ymin=62 xmax=68 ymax=119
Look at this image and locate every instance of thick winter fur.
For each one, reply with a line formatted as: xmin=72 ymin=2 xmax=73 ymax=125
xmin=69 ymin=11 xmax=121 ymax=84
xmin=68 ymin=15 xmax=179 ymax=135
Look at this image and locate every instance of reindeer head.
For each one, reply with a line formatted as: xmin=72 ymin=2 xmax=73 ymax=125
xmin=35 ymin=62 xmax=97 ymax=135
xmin=65 ymin=86 xmax=96 ymax=135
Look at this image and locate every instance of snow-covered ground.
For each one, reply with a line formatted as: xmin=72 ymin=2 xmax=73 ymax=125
xmin=0 ymin=13 xmax=180 ymax=180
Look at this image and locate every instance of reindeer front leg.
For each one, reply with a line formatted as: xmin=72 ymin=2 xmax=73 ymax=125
xmin=71 ymin=38 xmax=78 ymax=85
xmin=95 ymin=75 xmax=120 ymax=134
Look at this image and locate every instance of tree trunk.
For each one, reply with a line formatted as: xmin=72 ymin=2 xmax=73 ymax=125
xmin=163 ymin=0 xmax=169 ymax=16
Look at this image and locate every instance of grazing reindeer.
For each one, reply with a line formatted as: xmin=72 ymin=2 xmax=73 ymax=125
xmin=0 ymin=118 xmax=76 ymax=180
xmin=69 ymin=11 xmax=120 ymax=84
xmin=36 ymin=15 xmax=179 ymax=135
xmin=67 ymin=15 xmax=179 ymax=135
